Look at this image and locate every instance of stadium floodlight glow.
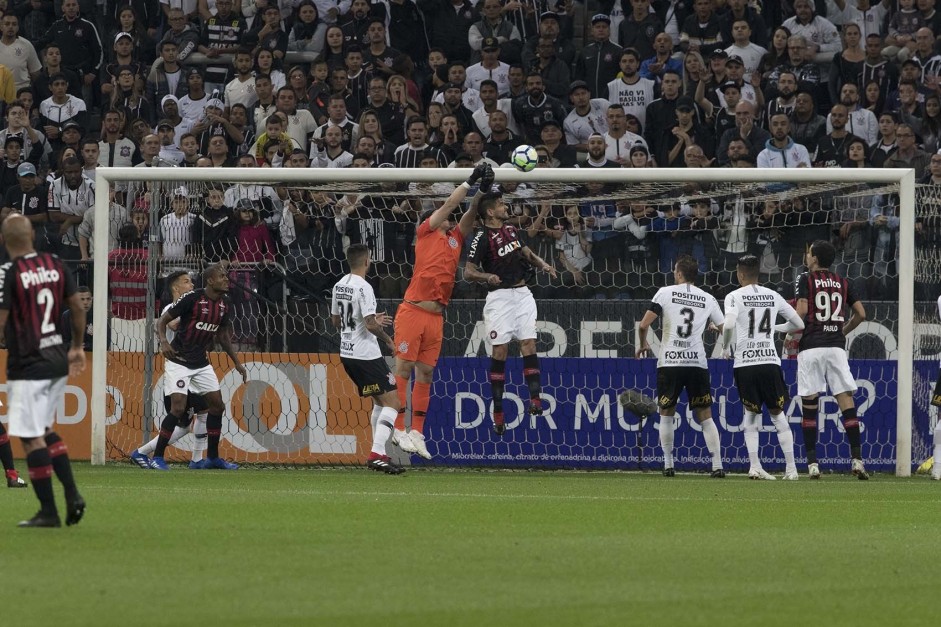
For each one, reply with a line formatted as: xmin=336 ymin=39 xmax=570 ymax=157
xmin=91 ymin=167 xmax=916 ymax=477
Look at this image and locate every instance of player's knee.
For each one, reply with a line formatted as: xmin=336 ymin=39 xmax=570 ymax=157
xmin=520 ymin=339 xmax=536 ymax=354
xmin=394 ymin=358 xmax=414 ymax=378
xmin=379 ymin=391 xmax=400 ymax=411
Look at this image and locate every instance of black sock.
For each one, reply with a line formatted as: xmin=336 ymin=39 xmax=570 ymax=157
xmin=0 ymin=422 xmax=16 ymax=474
xmin=26 ymin=448 xmax=56 ymax=516
xmin=43 ymin=432 xmax=77 ymax=499
xmin=841 ymin=406 xmax=862 ymax=459
xmin=153 ymin=414 xmax=182 ymax=458
xmin=522 ymin=354 xmax=541 ymax=408
xmin=206 ymin=413 xmax=223 ymax=458
xmin=489 ymin=358 xmax=506 ymax=422
xmin=802 ymin=403 xmax=819 ymax=465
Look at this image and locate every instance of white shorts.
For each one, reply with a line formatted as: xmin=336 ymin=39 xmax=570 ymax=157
xmin=164 ymin=360 xmax=221 ymax=397
xmin=483 ymin=286 xmax=538 ymax=345
xmin=6 ymin=377 xmax=67 ymax=439
xmin=797 ymin=347 xmax=857 ymax=397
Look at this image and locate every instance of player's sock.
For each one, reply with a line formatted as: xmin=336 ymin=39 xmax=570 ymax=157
xmin=0 ymin=422 xmax=17 ymax=473
xmin=701 ymin=418 xmax=723 ymax=471
xmin=743 ymin=411 xmax=761 ymax=469
xmin=153 ymin=413 xmax=184 ymax=458
xmin=43 ymin=432 xmax=77 ymax=499
xmin=394 ymin=375 xmax=409 ymax=431
xmin=411 ymin=381 xmax=430 ymax=434
xmin=371 ymin=407 xmax=397 ymax=455
xmin=658 ymin=415 xmax=675 ymax=468
xmin=191 ymin=413 xmax=207 ymax=462
xmin=26 ymin=448 xmax=56 ymax=516
xmin=841 ymin=406 xmax=862 ymax=460
xmin=139 ymin=426 xmax=189 ymax=456
xmin=522 ymin=354 xmax=542 ymax=411
xmin=771 ymin=413 xmax=797 ymax=474
xmin=370 ymin=404 xmax=382 ymax=428
xmin=206 ymin=413 xmax=223 ymax=459
xmin=489 ymin=358 xmax=506 ymax=422
xmin=801 ymin=403 xmax=819 ymax=465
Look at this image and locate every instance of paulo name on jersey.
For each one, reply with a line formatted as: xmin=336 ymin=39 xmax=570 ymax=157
xmin=650 ymin=283 xmax=723 ymax=368
xmin=331 ymin=274 xmax=381 ymax=360
xmin=0 ymin=252 xmax=76 ymax=379
xmin=724 ymin=285 xmax=797 ymax=368
xmin=164 ymin=289 xmax=233 ymax=369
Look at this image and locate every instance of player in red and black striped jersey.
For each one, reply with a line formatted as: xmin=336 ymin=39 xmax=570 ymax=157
xmin=0 ymin=215 xmax=86 ymax=527
xmin=464 ymin=192 xmax=556 ymax=435
xmin=150 ymin=264 xmax=247 ymax=470
xmin=794 ymin=240 xmax=869 ymax=480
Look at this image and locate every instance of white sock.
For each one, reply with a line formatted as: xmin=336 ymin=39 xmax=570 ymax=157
xmin=371 ymin=406 xmax=397 ymax=456
xmin=369 ymin=403 xmax=385 ymax=434
xmin=771 ymin=413 xmax=796 ymax=473
xmin=743 ymin=411 xmax=761 ymax=470
xmin=138 ymin=426 xmax=189 ymax=456
xmin=658 ymin=415 xmax=675 ymax=468
xmin=192 ymin=413 xmax=207 ymax=462
xmin=701 ymin=418 xmax=723 ymax=470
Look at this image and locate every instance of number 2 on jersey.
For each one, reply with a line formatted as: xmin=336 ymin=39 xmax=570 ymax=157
xmin=814 ymin=291 xmax=845 ymax=323
xmin=37 ymin=287 xmax=56 ymax=334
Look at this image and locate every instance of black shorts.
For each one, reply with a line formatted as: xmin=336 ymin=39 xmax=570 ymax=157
xmin=164 ymin=391 xmax=208 ymax=415
xmin=657 ymin=367 xmax=712 ymax=410
xmin=342 ymin=357 xmax=396 ymax=397
xmin=734 ymin=364 xmax=789 ymax=414
xmin=932 ymin=369 xmax=941 ymax=407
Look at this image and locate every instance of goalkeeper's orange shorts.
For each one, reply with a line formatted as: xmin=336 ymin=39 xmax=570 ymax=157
xmin=393 ymin=302 xmax=444 ymax=367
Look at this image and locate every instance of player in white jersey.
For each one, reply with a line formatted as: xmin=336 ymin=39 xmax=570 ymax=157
xmin=722 ymin=255 xmax=805 ymax=481
xmin=130 ymin=271 xmax=210 ymax=470
xmin=636 ymin=255 xmax=726 ymax=477
xmin=331 ymin=244 xmax=404 ymax=474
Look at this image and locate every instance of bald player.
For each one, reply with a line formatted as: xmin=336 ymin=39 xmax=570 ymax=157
xmin=0 ymin=214 xmax=86 ymax=527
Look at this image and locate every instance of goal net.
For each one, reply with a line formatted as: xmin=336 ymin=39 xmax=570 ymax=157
xmin=90 ymin=167 xmax=917 ymax=475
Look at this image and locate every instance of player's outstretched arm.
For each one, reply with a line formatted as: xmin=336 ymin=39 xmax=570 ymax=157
xmin=430 ymin=163 xmax=490 ymax=233
xmin=522 ymin=245 xmax=557 ymax=279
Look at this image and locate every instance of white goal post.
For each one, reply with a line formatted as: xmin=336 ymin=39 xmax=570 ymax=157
xmin=90 ymin=166 xmax=917 ymax=476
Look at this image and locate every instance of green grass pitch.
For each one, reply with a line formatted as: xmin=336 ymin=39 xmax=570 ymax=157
xmin=2 ymin=465 xmax=937 ymax=627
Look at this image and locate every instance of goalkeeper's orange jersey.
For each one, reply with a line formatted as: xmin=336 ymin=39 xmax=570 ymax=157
xmin=403 ymin=219 xmax=465 ymax=306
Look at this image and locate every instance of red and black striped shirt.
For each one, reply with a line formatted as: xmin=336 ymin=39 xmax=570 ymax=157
xmin=0 ymin=252 xmax=76 ymax=380
xmin=165 ymin=289 xmax=232 ymax=369
xmin=795 ymin=270 xmax=856 ymax=351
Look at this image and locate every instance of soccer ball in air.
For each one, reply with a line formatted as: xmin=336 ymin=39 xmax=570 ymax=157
xmin=511 ymin=144 xmax=538 ymax=172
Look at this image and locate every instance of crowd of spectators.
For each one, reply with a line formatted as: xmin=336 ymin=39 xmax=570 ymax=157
xmin=0 ymin=0 xmax=936 ymax=315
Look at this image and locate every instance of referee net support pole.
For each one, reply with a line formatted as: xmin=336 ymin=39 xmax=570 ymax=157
xmin=91 ymin=166 xmax=916 ymax=475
